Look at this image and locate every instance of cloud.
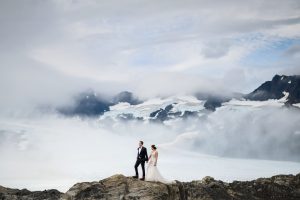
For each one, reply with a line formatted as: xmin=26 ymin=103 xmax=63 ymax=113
xmin=0 ymin=0 xmax=300 ymax=110
xmin=1 ymin=104 xmax=300 ymax=191
xmin=284 ymin=44 xmax=300 ymax=57
xmin=201 ymin=40 xmax=231 ymax=59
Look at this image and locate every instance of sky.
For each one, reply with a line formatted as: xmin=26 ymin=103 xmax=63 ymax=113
xmin=1 ymin=0 xmax=300 ymax=110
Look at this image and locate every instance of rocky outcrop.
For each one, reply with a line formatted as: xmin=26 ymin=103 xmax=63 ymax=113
xmin=0 ymin=185 xmax=62 ymax=200
xmin=1 ymin=173 xmax=300 ymax=200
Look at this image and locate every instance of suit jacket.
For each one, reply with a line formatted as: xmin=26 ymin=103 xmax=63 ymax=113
xmin=137 ymin=146 xmax=148 ymax=162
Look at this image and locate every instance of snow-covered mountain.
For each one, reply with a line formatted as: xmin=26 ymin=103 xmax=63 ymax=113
xmin=56 ymin=74 xmax=300 ymax=122
xmin=100 ymin=95 xmax=208 ymax=122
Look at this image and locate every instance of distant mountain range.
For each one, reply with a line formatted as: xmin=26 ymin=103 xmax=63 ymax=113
xmin=56 ymin=74 xmax=300 ymax=121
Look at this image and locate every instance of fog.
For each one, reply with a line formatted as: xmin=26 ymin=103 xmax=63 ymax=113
xmin=0 ymin=104 xmax=300 ymax=192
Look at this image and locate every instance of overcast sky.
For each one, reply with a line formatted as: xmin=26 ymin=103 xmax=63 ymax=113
xmin=1 ymin=0 xmax=300 ymax=110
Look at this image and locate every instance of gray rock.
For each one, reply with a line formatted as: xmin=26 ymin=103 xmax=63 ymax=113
xmin=0 ymin=185 xmax=62 ymax=200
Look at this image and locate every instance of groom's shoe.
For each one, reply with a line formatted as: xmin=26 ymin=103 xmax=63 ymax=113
xmin=140 ymin=177 xmax=145 ymax=181
xmin=132 ymin=175 xmax=138 ymax=179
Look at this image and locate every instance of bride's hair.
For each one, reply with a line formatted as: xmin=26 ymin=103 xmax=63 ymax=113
xmin=151 ymin=145 xmax=157 ymax=150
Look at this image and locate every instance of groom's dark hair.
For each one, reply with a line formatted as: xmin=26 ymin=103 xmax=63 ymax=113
xmin=140 ymin=141 xmax=144 ymax=145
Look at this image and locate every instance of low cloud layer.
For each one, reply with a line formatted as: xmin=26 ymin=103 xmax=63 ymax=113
xmin=0 ymin=104 xmax=300 ymax=191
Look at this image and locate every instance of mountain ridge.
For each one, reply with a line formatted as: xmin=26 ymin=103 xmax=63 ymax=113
xmin=55 ymin=74 xmax=300 ymax=119
xmin=245 ymin=74 xmax=300 ymax=104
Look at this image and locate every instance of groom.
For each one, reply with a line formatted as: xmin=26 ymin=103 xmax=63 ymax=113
xmin=133 ymin=141 xmax=148 ymax=180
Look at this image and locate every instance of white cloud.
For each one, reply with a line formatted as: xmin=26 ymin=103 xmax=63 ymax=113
xmin=1 ymin=104 xmax=300 ymax=191
xmin=0 ymin=0 xmax=300 ymax=109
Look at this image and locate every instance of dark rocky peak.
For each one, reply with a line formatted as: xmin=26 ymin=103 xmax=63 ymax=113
xmin=57 ymin=89 xmax=112 ymax=117
xmin=245 ymin=74 xmax=300 ymax=104
xmin=57 ymin=90 xmax=143 ymax=117
xmin=195 ymin=92 xmax=234 ymax=111
xmin=112 ymin=91 xmax=142 ymax=105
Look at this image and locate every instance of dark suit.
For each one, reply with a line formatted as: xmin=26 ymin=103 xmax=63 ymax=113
xmin=134 ymin=146 xmax=148 ymax=178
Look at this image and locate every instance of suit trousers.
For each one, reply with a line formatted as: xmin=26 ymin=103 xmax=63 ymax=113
xmin=134 ymin=159 xmax=145 ymax=177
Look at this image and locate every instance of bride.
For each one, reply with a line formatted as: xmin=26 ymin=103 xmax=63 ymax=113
xmin=145 ymin=144 xmax=174 ymax=184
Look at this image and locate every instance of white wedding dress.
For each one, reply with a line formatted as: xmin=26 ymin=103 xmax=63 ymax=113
xmin=145 ymin=150 xmax=175 ymax=184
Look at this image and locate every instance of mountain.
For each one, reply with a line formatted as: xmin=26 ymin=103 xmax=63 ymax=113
xmin=99 ymin=95 xmax=209 ymax=122
xmin=1 ymin=173 xmax=300 ymax=200
xmin=56 ymin=74 xmax=300 ymax=120
xmin=57 ymin=90 xmax=112 ymax=117
xmin=57 ymin=90 xmax=141 ymax=117
xmin=112 ymin=91 xmax=141 ymax=105
xmin=245 ymin=74 xmax=300 ymax=104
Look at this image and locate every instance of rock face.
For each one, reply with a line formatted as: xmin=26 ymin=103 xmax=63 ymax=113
xmin=245 ymin=74 xmax=300 ymax=104
xmin=1 ymin=173 xmax=300 ymax=200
